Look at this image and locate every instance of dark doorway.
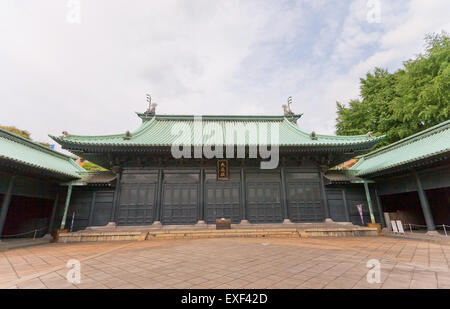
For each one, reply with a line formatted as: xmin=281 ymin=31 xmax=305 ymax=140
xmin=380 ymin=191 xmax=426 ymax=226
xmin=2 ymin=195 xmax=54 ymax=238
xmin=426 ymin=186 xmax=450 ymax=226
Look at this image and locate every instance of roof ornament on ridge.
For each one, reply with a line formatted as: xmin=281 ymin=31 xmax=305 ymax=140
xmin=282 ymin=96 xmax=295 ymax=117
xmin=123 ymin=130 xmax=132 ymax=140
xmin=144 ymin=93 xmax=158 ymax=115
xmin=310 ymin=131 xmax=318 ymax=140
xmin=282 ymin=96 xmax=302 ymax=123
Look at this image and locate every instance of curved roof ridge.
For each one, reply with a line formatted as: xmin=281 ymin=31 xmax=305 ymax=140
xmin=126 ymin=117 xmax=156 ymax=139
xmin=282 ymin=118 xmax=313 ymax=139
xmin=282 ymin=118 xmax=383 ymax=142
xmin=137 ymin=113 xmax=303 ymax=122
xmin=49 ymin=118 xmax=156 ymax=143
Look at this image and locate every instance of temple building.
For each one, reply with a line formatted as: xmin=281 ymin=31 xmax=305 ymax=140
xmin=1 ymin=103 xmax=448 ymax=239
xmin=48 ymin=106 xmax=385 ymax=229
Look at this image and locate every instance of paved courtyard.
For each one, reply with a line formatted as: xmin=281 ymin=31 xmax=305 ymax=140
xmin=1 ymin=236 xmax=450 ymax=289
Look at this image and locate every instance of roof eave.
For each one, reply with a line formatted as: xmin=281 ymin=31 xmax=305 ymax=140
xmin=355 ymin=150 xmax=450 ymax=178
xmin=0 ymin=156 xmax=82 ymax=180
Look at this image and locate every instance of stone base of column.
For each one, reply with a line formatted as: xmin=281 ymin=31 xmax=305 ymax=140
xmin=426 ymin=230 xmax=440 ymax=236
xmin=105 ymin=222 xmax=117 ymax=228
xmin=239 ymin=220 xmax=250 ymax=225
xmin=152 ymin=221 xmax=162 ymax=226
xmin=324 ymin=218 xmax=334 ymax=223
xmin=336 ymin=221 xmax=353 ymax=225
xmin=195 ymin=220 xmax=206 ymax=225
xmin=42 ymin=234 xmax=53 ymax=240
xmin=282 ymin=219 xmax=294 ymax=224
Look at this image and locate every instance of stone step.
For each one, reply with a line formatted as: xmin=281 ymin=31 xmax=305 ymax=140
xmin=57 ymin=226 xmax=378 ymax=242
xmin=146 ymin=229 xmax=300 ymax=240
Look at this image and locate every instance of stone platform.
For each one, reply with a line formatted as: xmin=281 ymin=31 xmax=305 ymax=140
xmin=57 ymin=222 xmax=378 ymax=243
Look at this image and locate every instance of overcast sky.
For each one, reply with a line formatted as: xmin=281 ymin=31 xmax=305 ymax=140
xmin=0 ymin=0 xmax=449 ymax=152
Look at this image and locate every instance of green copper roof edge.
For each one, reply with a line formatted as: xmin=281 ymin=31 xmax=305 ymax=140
xmin=58 ymin=143 xmax=383 ymax=151
xmin=48 ymin=122 xmax=147 ymax=143
xmin=0 ymin=128 xmax=80 ymax=163
xmin=50 ymin=115 xmax=303 ymax=144
xmin=77 ymin=170 xmax=113 ymax=175
xmin=282 ymin=119 xmax=384 ymax=144
xmin=354 ymin=120 xmax=450 ymax=163
xmin=354 ymin=148 xmax=450 ymax=176
xmin=0 ymin=153 xmax=82 ymax=179
xmin=51 ymin=114 xmax=383 ymax=148
xmin=130 ymin=117 xmax=157 ymax=139
xmin=54 ymin=139 xmax=384 ymax=148
xmin=48 ymin=119 xmax=154 ymax=143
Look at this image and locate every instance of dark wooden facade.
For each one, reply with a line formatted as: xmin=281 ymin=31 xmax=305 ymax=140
xmin=48 ymin=157 xmax=384 ymax=231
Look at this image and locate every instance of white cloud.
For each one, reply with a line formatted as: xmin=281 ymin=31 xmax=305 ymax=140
xmin=0 ymin=0 xmax=448 ymax=153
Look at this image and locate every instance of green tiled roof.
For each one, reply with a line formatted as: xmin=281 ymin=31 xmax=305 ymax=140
xmin=50 ymin=114 xmax=383 ymax=150
xmin=351 ymin=120 xmax=450 ymax=177
xmin=0 ymin=128 xmax=84 ymax=179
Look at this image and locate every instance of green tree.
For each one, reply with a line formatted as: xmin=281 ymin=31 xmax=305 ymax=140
xmin=1 ymin=125 xmax=54 ymax=148
xmin=0 ymin=126 xmax=31 ymax=140
xmin=336 ymin=32 xmax=450 ymax=147
xmin=82 ymin=161 xmax=108 ymax=171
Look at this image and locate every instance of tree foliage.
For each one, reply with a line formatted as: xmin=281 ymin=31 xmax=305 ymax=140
xmin=336 ymin=32 xmax=449 ymax=148
xmin=0 ymin=126 xmax=31 ymax=140
xmin=1 ymin=125 xmax=52 ymax=148
xmin=82 ymin=161 xmax=108 ymax=171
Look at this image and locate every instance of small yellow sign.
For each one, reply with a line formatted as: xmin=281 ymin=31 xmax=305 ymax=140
xmin=217 ymin=160 xmax=229 ymax=180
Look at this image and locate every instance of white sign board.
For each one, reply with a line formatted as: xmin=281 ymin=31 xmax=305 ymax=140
xmin=391 ymin=221 xmax=399 ymax=233
xmin=396 ymin=220 xmax=405 ymax=234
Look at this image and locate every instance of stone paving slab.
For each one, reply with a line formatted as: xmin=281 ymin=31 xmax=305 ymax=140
xmin=1 ymin=237 xmax=450 ymax=289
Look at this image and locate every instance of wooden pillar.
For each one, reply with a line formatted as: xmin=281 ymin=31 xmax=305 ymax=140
xmin=198 ymin=169 xmax=205 ymax=223
xmin=280 ymin=167 xmax=290 ymax=221
xmin=342 ymin=188 xmax=351 ymax=222
xmin=47 ymin=193 xmax=59 ymax=234
xmin=240 ymin=167 xmax=248 ymax=223
xmin=374 ymin=190 xmax=386 ymax=227
xmin=154 ymin=169 xmax=163 ymax=223
xmin=319 ymin=172 xmax=331 ymax=220
xmin=60 ymin=184 xmax=73 ymax=230
xmin=110 ymin=171 xmax=121 ymax=223
xmin=0 ymin=175 xmax=15 ymax=239
xmin=413 ymin=170 xmax=436 ymax=232
xmin=363 ymin=181 xmax=376 ymax=224
xmin=87 ymin=191 xmax=96 ymax=227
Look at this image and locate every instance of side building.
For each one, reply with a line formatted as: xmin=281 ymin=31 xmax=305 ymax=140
xmin=0 ymin=128 xmax=84 ymax=239
xmin=350 ymin=120 xmax=450 ymax=235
